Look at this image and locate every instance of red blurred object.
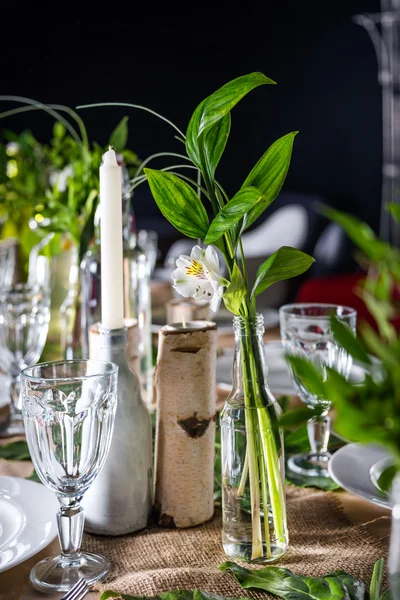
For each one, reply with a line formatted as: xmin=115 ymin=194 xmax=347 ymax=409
xmin=295 ymin=272 xmax=400 ymax=333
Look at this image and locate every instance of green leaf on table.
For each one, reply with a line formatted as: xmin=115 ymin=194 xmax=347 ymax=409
xmin=101 ymin=590 xmax=246 ymax=600
xmin=144 ymin=169 xmax=209 ymax=239
xmin=286 ymin=471 xmax=342 ymax=491
xmin=109 ymin=116 xmax=129 ymax=152
xmin=329 ymin=315 xmax=371 ymax=365
xmin=242 ymin=132 xmax=298 ymax=228
xmin=0 ymin=440 xmax=30 ymax=461
xmin=219 ymin=560 xmax=367 ymax=599
xmin=205 ymin=187 xmax=265 ymax=245
xmin=370 ymin=558 xmax=385 ymax=600
xmin=223 ymin=263 xmax=246 ymax=315
xmin=251 ymin=246 xmax=314 ymax=297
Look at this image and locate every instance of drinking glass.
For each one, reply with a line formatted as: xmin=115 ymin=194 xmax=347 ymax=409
xmin=279 ymin=303 xmax=357 ymax=478
xmin=137 ymin=229 xmax=158 ymax=275
xmin=0 ymin=282 xmax=51 ymax=437
xmin=21 ymin=359 xmax=118 ymax=593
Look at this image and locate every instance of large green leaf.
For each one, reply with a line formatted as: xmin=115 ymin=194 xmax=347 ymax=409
xmin=219 ymin=561 xmax=367 ymax=600
xmin=199 ymin=72 xmax=275 ymax=137
xmin=186 ymin=73 xmax=274 ymax=168
xmin=144 ymin=168 xmax=209 ymax=239
xmin=205 ymin=187 xmax=265 ymax=244
xmin=251 ymin=246 xmax=314 ymax=297
xmin=329 ymin=315 xmax=371 ymax=365
xmin=204 ymin=114 xmax=231 ymax=177
xmin=242 ymin=132 xmax=298 ymax=228
xmin=186 ymin=99 xmax=206 ymax=168
xmin=109 ymin=116 xmax=129 ymax=152
xmin=223 ymin=263 xmax=247 ymax=315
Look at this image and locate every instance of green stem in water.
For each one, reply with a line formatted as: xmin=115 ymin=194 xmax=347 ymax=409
xmin=237 ymin=449 xmax=248 ymax=496
xmin=258 ymin=438 xmax=272 ymax=559
xmin=249 ymin=333 xmax=286 ymax=543
xmin=240 ymin=334 xmax=263 ymax=559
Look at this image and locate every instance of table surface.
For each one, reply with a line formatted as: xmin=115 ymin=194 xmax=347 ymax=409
xmin=0 ymin=325 xmax=392 ymax=600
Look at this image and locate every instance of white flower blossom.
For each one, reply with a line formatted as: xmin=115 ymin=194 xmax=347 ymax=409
xmin=171 ymin=245 xmax=226 ymax=312
xmin=49 ymin=164 xmax=74 ymax=192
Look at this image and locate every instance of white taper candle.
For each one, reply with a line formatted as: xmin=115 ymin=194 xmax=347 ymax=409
xmin=100 ymin=147 xmax=124 ymax=330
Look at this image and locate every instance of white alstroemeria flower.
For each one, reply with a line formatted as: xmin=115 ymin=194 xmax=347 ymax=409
xmin=49 ymin=164 xmax=74 ymax=192
xmin=171 ymin=245 xmax=226 ymax=312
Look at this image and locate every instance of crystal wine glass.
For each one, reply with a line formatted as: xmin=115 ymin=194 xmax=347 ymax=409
xmin=21 ymin=359 xmax=118 ymax=593
xmin=0 ymin=282 xmax=51 ymax=437
xmin=279 ymin=303 xmax=357 ymax=478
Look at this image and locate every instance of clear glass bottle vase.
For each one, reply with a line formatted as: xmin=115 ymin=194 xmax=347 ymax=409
xmin=220 ymin=314 xmax=288 ymax=563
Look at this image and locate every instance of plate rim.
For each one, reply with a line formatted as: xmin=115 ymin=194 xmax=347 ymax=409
xmin=328 ymin=442 xmax=392 ymax=510
xmin=0 ymin=475 xmax=58 ymax=573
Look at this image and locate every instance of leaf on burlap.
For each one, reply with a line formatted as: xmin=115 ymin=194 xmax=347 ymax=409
xmin=100 ymin=591 xmax=247 ymax=600
xmin=218 ymin=560 xmax=368 ymax=599
xmin=0 ymin=440 xmax=31 ymax=460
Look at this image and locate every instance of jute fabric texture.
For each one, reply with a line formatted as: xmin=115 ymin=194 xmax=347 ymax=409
xmin=83 ymin=484 xmax=390 ymax=597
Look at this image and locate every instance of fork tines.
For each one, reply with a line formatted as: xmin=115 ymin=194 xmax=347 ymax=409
xmin=60 ymin=577 xmax=89 ymax=600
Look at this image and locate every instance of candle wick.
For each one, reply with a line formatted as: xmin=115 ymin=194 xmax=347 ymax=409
xmin=182 ymin=316 xmax=187 ymax=328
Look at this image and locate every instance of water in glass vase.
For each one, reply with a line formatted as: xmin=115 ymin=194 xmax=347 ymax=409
xmin=220 ymin=315 xmax=288 ymax=564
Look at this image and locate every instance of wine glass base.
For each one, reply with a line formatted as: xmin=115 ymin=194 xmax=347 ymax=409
xmin=0 ymin=416 xmax=25 ymax=438
xmin=287 ymin=452 xmax=332 ymax=478
xmin=29 ymin=551 xmax=110 ymax=593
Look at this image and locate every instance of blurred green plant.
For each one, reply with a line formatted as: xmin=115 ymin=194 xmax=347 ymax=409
xmin=0 ymin=100 xmax=141 ymax=273
xmin=281 ymin=204 xmax=400 ymax=480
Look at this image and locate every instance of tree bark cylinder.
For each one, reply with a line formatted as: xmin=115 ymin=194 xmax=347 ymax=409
xmin=166 ymin=298 xmax=211 ymax=324
xmin=154 ymin=320 xmax=217 ymax=528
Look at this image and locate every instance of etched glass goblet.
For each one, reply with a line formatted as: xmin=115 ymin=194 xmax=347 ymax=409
xmin=279 ymin=303 xmax=357 ymax=478
xmin=21 ymin=359 xmax=118 ymax=593
xmin=0 ymin=282 xmax=50 ymax=437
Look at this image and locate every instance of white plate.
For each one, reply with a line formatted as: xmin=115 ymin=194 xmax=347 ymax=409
xmin=328 ymin=442 xmax=392 ymax=509
xmin=216 ymin=340 xmax=368 ymax=396
xmin=0 ymin=476 xmax=58 ymax=572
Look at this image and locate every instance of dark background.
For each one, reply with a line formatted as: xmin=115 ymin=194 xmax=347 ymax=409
xmin=0 ymin=2 xmax=383 ymax=272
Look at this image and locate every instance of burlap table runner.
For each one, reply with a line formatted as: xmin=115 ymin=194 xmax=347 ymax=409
xmin=84 ymin=484 xmax=390 ymax=598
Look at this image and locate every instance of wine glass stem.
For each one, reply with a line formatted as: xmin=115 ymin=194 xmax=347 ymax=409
xmin=9 ymin=372 xmax=23 ymax=417
xmin=307 ymin=412 xmax=331 ymax=457
xmin=57 ymin=497 xmax=84 ymax=559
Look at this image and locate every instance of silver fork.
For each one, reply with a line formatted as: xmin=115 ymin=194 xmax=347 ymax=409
xmin=60 ymin=577 xmax=91 ymax=600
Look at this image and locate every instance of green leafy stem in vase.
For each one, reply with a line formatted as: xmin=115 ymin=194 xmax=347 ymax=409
xmin=81 ymin=72 xmax=314 ymax=560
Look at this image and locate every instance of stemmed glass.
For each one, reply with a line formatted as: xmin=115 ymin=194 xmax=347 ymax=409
xmin=279 ymin=303 xmax=357 ymax=479
xmin=0 ymin=281 xmax=51 ymax=437
xmin=137 ymin=229 xmax=158 ymax=275
xmin=21 ymin=359 xmax=118 ymax=593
